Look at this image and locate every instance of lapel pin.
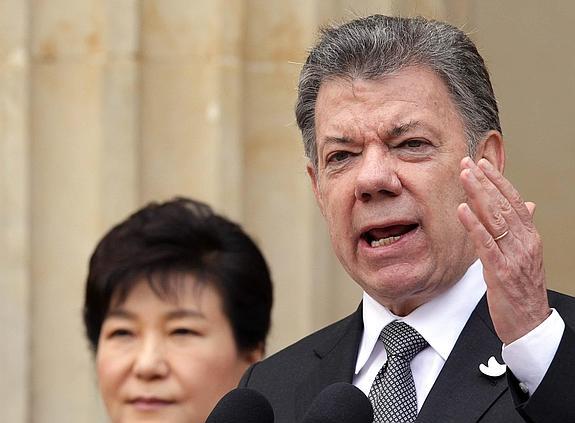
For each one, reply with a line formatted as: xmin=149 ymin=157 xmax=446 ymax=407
xmin=479 ymin=356 xmax=507 ymax=378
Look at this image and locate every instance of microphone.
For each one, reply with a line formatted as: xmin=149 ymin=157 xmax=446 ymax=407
xmin=301 ymin=382 xmax=373 ymax=422
xmin=205 ymin=387 xmax=274 ymax=423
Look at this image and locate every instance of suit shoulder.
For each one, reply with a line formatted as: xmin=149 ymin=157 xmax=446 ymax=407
xmin=242 ymin=310 xmax=360 ymax=384
xmin=267 ymin=311 xmax=358 ymax=364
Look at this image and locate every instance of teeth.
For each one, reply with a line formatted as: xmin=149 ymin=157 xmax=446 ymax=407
xmin=370 ymin=235 xmax=401 ymax=247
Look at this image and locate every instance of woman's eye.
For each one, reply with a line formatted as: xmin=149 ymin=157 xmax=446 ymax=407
xmin=171 ymin=328 xmax=199 ymax=336
xmin=108 ymin=328 xmax=133 ymax=338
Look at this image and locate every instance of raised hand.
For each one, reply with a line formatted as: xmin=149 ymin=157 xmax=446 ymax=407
xmin=457 ymin=157 xmax=550 ymax=344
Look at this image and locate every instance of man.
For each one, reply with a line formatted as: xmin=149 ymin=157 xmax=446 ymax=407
xmin=240 ymin=15 xmax=575 ymax=422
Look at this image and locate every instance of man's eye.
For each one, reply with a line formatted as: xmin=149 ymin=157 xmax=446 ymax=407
xmin=400 ymin=139 xmax=427 ymax=149
xmin=327 ymin=151 xmax=352 ymax=163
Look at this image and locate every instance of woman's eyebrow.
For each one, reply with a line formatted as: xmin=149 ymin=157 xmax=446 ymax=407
xmin=104 ymin=309 xmax=136 ymax=320
xmin=166 ymin=309 xmax=206 ymax=320
xmin=104 ymin=308 xmax=206 ymax=321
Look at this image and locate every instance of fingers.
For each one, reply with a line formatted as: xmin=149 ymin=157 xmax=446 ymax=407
xmin=459 ymin=158 xmax=511 ymax=243
xmin=458 ymin=158 xmax=549 ymax=344
xmin=459 ymin=157 xmax=535 ymax=245
xmin=457 ymin=202 xmax=505 ymax=266
xmin=475 ymin=158 xmax=535 ymax=230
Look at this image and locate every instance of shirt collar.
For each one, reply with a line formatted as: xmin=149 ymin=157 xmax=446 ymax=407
xmin=355 ymin=259 xmax=487 ymax=375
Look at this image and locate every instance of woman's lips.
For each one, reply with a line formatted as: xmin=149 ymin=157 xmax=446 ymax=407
xmin=129 ymin=397 xmax=175 ymax=411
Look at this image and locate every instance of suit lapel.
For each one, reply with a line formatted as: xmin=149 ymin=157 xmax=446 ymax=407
xmin=416 ymin=296 xmax=508 ymax=422
xmin=294 ymin=305 xmax=364 ymax=421
xmin=293 ymin=296 xmax=509 ymax=422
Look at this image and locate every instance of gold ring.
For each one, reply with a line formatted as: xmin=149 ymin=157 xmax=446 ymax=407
xmin=493 ymin=230 xmax=509 ymax=242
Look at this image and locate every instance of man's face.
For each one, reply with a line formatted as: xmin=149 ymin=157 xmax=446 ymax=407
xmin=309 ymin=66 xmax=478 ymax=315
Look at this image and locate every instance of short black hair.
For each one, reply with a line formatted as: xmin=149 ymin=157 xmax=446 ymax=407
xmin=83 ymin=197 xmax=273 ymax=353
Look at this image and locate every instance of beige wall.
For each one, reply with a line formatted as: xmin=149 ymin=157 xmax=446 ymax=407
xmin=1 ymin=1 xmax=573 ymax=421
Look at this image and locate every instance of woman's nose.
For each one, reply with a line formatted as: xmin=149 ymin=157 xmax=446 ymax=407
xmin=133 ymin=336 xmax=169 ymax=380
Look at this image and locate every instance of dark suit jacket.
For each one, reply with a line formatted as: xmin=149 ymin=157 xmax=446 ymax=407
xmin=240 ymin=291 xmax=575 ymax=422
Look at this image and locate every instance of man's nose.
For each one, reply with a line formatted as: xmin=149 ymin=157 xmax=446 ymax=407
xmin=354 ymin=147 xmax=402 ymax=201
xmin=133 ymin=336 xmax=169 ymax=380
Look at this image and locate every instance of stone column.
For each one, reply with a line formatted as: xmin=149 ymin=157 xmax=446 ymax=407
xmin=138 ymin=0 xmax=245 ymax=220
xmin=29 ymin=0 xmax=137 ymax=420
xmin=0 ymin=1 xmax=30 ymax=421
xmin=101 ymin=0 xmax=139 ymax=228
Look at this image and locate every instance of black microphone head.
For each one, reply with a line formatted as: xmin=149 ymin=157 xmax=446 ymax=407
xmin=205 ymin=387 xmax=274 ymax=423
xmin=302 ymin=382 xmax=373 ymax=423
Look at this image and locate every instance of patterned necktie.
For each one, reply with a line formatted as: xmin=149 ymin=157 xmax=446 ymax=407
xmin=368 ymin=321 xmax=428 ymax=423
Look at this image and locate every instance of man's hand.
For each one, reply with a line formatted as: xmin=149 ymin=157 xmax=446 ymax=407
xmin=457 ymin=157 xmax=550 ymax=344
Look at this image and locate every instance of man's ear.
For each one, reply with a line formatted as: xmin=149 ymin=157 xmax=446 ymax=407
xmin=307 ymin=162 xmax=325 ymax=217
xmin=474 ymin=130 xmax=505 ymax=173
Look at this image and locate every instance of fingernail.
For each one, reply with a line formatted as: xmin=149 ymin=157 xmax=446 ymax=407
xmin=462 ymin=157 xmax=474 ymax=168
xmin=462 ymin=168 xmax=477 ymax=182
xmin=478 ymin=158 xmax=492 ymax=170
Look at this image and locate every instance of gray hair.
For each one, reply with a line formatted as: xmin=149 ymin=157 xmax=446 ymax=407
xmin=295 ymin=15 xmax=501 ymax=167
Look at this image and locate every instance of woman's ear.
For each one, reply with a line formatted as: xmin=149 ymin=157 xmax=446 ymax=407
xmin=242 ymin=342 xmax=265 ymax=365
xmin=474 ymin=130 xmax=505 ymax=173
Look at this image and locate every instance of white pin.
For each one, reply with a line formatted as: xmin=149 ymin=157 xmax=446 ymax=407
xmin=479 ymin=356 xmax=507 ymax=378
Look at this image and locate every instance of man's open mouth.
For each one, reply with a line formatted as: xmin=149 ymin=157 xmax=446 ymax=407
xmin=361 ymin=224 xmax=419 ymax=247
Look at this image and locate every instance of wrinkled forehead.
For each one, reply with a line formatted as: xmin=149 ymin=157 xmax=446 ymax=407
xmin=314 ymin=68 xmax=464 ymax=142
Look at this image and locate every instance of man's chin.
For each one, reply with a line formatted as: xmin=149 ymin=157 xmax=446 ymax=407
xmin=359 ymin=271 xmax=436 ymax=311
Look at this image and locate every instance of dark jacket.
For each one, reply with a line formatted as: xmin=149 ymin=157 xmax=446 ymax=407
xmin=240 ymin=291 xmax=575 ymax=422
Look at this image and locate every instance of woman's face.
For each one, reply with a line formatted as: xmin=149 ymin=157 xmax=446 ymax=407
xmin=96 ymin=276 xmax=260 ymax=423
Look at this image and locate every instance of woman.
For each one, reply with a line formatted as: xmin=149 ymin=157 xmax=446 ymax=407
xmin=83 ymin=198 xmax=273 ymax=422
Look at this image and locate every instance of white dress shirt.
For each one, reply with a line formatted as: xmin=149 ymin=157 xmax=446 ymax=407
xmin=352 ymin=259 xmax=565 ymax=410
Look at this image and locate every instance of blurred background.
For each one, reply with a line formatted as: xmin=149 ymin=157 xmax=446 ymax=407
xmin=1 ymin=0 xmax=574 ymax=421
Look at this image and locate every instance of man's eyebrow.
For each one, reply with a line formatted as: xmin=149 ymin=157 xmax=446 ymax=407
xmin=322 ymin=135 xmax=354 ymax=146
xmin=386 ymin=121 xmax=423 ymax=138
